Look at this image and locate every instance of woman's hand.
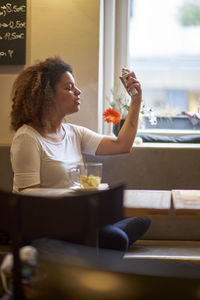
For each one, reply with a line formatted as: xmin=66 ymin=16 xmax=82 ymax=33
xmin=119 ymin=68 xmax=142 ymax=104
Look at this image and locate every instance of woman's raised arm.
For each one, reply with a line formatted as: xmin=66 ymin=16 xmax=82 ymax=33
xmin=96 ymin=70 xmax=142 ymax=155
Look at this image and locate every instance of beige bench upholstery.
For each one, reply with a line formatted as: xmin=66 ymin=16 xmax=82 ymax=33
xmin=1 ymin=144 xmax=200 ymax=191
xmin=1 ymin=144 xmax=200 ymax=241
xmin=84 ymin=145 xmax=200 ymax=190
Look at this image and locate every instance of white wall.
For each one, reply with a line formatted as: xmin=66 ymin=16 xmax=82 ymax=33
xmin=0 ymin=0 xmax=100 ymax=145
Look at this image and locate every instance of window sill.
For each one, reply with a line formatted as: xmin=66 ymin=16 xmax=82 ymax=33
xmin=134 ymin=142 xmax=200 ymax=149
xmin=138 ymin=128 xmax=200 ymax=136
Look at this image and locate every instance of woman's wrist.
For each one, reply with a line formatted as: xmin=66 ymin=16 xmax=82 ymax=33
xmin=130 ymin=97 xmax=142 ymax=109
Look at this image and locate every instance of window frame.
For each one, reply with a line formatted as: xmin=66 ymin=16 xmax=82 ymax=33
xmin=98 ymin=0 xmax=200 ymax=137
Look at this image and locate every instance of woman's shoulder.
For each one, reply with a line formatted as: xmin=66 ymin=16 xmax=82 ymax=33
xmin=62 ymin=122 xmax=81 ymax=129
xmin=12 ymin=124 xmax=41 ymax=143
xmin=11 ymin=125 xmax=42 ymax=155
xmin=62 ymin=122 xmax=94 ymax=133
xmin=62 ymin=122 xmax=84 ymax=135
xmin=15 ymin=124 xmax=40 ymax=136
xmin=62 ymin=122 xmax=103 ymax=138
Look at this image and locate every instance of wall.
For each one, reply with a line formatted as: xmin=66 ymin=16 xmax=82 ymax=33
xmin=0 ymin=0 xmax=100 ymax=145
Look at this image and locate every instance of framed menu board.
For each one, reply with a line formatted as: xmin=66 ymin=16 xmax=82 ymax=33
xmin=0 ymin=0 xmax=26 ymax=65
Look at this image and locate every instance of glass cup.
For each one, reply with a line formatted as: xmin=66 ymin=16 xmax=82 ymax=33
xmin=69 ymin=162 xmax=103 ymax=189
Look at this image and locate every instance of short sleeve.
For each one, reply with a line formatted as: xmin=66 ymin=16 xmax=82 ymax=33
xmin=10 ymin=134 xmax=41 ymax=191
xmin=71 ymin=125 xmax=104 ymax=155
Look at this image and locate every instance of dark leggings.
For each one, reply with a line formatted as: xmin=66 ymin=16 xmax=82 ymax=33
xmin=99 ymin=217 xmax=152 ymax=252
xmin=31 ymin=218 xmax=152 ymax=257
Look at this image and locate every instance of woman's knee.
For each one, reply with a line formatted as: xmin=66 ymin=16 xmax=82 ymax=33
xmin=99 ymin=225 xmax=129 ymax=252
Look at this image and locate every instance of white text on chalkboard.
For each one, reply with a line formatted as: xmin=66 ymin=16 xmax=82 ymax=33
xmin=0 ymin=20 xmax=26 ymax=29
xmin=0 ymin=3 xmax=26 ymax=16
xmin=2 ymin=32 xmax=24 ymax=40
xmin=0 ymin=49 xmax=14 ymax=58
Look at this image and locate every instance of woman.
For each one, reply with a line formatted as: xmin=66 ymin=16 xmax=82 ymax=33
xmin=10 ymin=57 xmax=151 ymax=252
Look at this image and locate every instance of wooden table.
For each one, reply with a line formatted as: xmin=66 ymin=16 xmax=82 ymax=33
xmin=21 ymin=188 xmax=200 ymax=219
xmin=123 ymin=189 xmax=200 ymax=219
xmin=123 ymin=190 xmax=171 ymax=219
xmin=172 ymin=190 xmax=200 ymax=218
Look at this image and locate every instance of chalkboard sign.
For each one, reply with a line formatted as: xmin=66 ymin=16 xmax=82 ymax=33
xmin=0 ymin=0 xmax=26 ymax=65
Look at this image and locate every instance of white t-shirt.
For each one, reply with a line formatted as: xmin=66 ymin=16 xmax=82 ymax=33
xmin=10 ymin=124 xmax=104 ymax=192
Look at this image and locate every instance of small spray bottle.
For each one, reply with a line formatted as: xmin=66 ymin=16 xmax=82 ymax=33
xmin=121 ymin=68 xmax=137 ymax=96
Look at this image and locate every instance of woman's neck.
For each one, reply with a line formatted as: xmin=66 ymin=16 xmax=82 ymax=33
xmin=28 ymin=121 xmax=65 ymax=142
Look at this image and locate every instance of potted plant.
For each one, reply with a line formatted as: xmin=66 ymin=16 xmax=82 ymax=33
xmin=103 ymin=90 xmax=157 ymax=136
xmin=142 ymin=105 xmax=200 ymax=130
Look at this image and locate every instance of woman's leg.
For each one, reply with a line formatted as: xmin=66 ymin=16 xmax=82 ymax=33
xmin=114 ymin=217 xmax=152 ymax=246
xmin=98 ymin=218 xmax=151 ymax=252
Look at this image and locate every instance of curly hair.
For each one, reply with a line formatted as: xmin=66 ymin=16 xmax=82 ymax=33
xmin=10 ymin=57 xmax=72 ymax=131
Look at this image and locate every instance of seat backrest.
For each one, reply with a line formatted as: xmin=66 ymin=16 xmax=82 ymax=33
xmin=0 ymin=190 xmax=14 ymax=245
xmin=0 ymin=191 xmax=12 ymax=233
xmin=0 ymin=184 xmax=124 ymax=300
xmin=1 ymin=184 xmax=124 ymax=245
xmin=18 ymin=184 xmax=123 ymax=245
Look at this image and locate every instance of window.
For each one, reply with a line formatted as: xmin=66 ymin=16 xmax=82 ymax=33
xmin=129 ymin=0 xmax=200 ymax=131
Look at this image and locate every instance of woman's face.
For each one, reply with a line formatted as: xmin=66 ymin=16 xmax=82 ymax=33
xmin=53 ymin=71 xmax=81 ymax=117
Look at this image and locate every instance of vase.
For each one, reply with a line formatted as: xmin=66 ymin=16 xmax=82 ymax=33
xmin=105 ymin=122 xmax=114 ymax=136
xmin=113 ymin=119 xmax=125 ymax=136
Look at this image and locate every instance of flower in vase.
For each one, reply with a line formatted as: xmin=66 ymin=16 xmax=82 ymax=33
xmin=108 ymin=90 xmax=130 ymax=119
xmin=106 ymin=90 xmax=157 ymax=126
xmin=103 ymin=108 xmax=121 ymax=125
xmin=140 ymin=104 xmax=157 ymax=125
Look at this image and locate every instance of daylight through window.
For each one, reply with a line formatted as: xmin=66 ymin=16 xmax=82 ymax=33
xmin=129 ymin=0 xmax=200 ymax=131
